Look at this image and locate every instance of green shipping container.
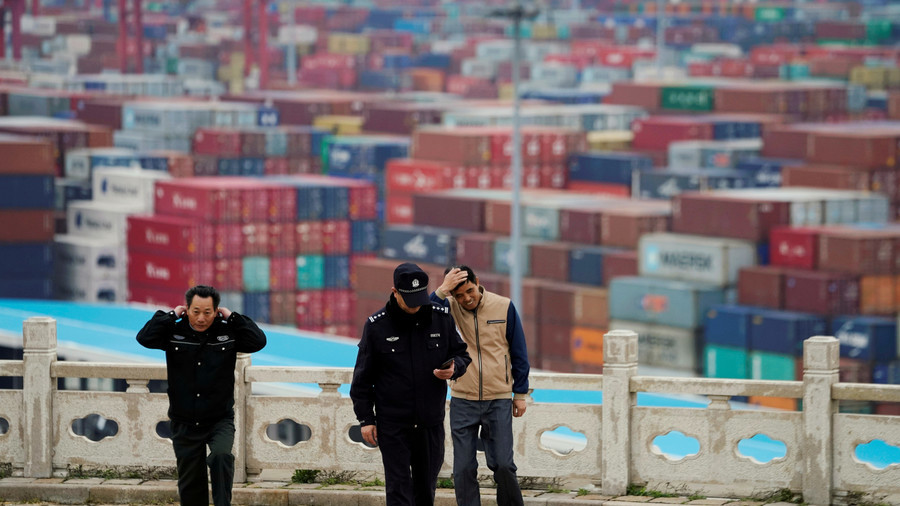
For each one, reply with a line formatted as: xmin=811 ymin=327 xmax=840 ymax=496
xmin=704 ymin=344 xmax=749 ymax=379
xmin=660 ymin=86 xmax=715 ymax=112
xmin=749 ymin=350 xmax=797 ymax=381
xmin=866 ymin=19 xmax=892 ymax=44
xmin=296 ymin=255 xmax=325 ymax=289
xmin=242 ymin=256 xmax=271 ymax=293
xmin=755 ymin=6 xmax=785 ymax=22
xmin=165 ymin=57 xmax=179 ymax=75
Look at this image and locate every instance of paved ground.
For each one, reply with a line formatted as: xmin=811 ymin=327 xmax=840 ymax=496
xmin=0 ymin=477 xmax=805 ymax=506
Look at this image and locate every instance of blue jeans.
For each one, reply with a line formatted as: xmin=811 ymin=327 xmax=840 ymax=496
xmin=450 ymin=398 xmax=523 ymax=506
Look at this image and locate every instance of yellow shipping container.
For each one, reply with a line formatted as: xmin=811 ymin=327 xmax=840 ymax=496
xmin=587 ymin=130 xmax=634 ymax=151
xmin=531 ymin=23 xmax=557 ymax=40
xmin=313 ymin=115 xmax=364 ymax=135
xmin=327 ymin=33 xmax=370 ymax=55
xmin=850 ymin=66 xmax=887 ymax=91
xmin=498 ymin=83 xmax=516 ymax=100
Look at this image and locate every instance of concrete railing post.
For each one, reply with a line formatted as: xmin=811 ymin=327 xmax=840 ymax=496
xmin=234 ymin=353 xmax=252 ymax=483
xmin=22 ymin=316 xmax=57 ymax=478
xmin=802 ymin=336 xmax=839 ymax=506
xmin=602 ymin=329 xmax=638 ymax=496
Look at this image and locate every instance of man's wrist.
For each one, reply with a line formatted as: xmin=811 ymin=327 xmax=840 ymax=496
xmin=513 ymin=393 xmax=528 ymax=401
xmin=435 ymin=288 xmax=447 ymax=299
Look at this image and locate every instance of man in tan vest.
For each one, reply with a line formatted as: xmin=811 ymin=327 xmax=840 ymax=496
xmin=431 ymin=265 xmax=530 ymax=506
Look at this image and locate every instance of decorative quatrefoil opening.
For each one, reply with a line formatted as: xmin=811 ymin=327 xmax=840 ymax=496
xmin=737 ymin=433 xmax=787 ymax=464
xmin=156 ymin=421 xmax=172 ymax=439
xmin=539 ymin=426 xmax=587 ymax=456
xmin=855 ymin=440 xmax=900 ymax=470
xmin=0 ymin=417 xmax=8 ymax=435
xmin=651 ymin=431 xmax=700 ymax=461
xmin=71 ymin=414 xmax=118 ymax=442
xmin=348 ymin=424 xmax=377 ymax=449
xmin=266 ymin=419 xmax=311 ymax=447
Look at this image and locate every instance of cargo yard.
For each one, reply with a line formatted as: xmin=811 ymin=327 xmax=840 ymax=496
xmin=0 ymin=0 xmax=898 ymax=417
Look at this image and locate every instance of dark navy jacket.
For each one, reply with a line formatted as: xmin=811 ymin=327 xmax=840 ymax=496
xmin=136 ymin=310 xmax=267 ymax=426
xmin=350 ymin=295 xmax=471 ymax=427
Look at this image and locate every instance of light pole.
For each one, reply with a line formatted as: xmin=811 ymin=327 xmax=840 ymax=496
xmin=489 ymin=1 xmax=538 ymax=312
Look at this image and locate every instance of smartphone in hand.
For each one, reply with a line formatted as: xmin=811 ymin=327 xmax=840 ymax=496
xmin=439 ymin=358 xmax=454 ymax=370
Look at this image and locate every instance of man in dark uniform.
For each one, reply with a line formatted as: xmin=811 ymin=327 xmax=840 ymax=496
xmin=350 ymin=262 xmax=471 ymax=506
xmin=136 ymin=285 xmax=267 ymax=506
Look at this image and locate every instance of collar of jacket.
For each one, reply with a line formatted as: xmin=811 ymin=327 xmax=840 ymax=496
xmin=387 ymin=293 xmax=433 ymax=327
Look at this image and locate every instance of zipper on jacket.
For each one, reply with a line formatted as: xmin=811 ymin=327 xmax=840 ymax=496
xmin=473 ymin=309 xmax=483 ymax=400
xmin=505 ymin=355 xmax=509 ymax=384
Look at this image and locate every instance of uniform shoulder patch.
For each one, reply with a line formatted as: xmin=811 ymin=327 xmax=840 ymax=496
xmin=432 ymin=305 xmax=449 ymax=314
xmin=368 ymin=311 xmax=387 ymax=323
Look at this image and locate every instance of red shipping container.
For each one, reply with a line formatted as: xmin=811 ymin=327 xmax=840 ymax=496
xmin=529 ymin=242 xmax=572 ymax=282
xmin=127 ymin=214 xmax=215 ymax=258
xmin=412 ymin=127 xmax=492 ymax=165
xmin=385 ymin=159 xmax=466 ymax=193
xmin=352 ymin=257 xmax=397 ymax=294
xmin=455 ymin=233 xmax=497 ymax=273
xmin=631 ymin=116 xmax=714 ymax=151
xmin=565 ymin=181 xmax=631 ymax=197
xmin=808 ymin=131 xmax=899 ymax=169
xmin=269 ymin=256 xmax=296 ymax=293
xmin=768 ymin=226 xmax=822 ymax=270
xmin=412 ymin=192 xmax=485 ymax=231
xmin=0 ymin=210 xmax=55 ymax=242
xmin=782 ymin=164 xmax=872 ymax=192
xmin=602 ymin=249 xmax=638 ymax=284
xmin=212 ymin=258 xmax=242 ymax=291
xmin=321 ymin=220 xmax=351 ymax=255
xmin=154 ymin=180 xmax=242 ymax=223
xmin=539 ymin=164 xmax=567 ymax=189
xmin=128 ymin=283 xmax=185 ymax=307
xmin=241 ymin=222 xmax=268 ymax=256
xmin=128 ymin=252 xmax=214 ymax=290
xmin=385 ymin=192 xmax=414 ymax=225
xmin=192 ymin=128 xmax=242 ymax=157
xmin=738 ymin=265 xmax=786 ymax=309
xmin=559 ymin=207 xmax=603 ymax=245
xmin=673 ymin=192 xmax=792 ymax=241
xmin=783 ymin=269 xmax=859 ymax=316
xmin=539 ymin=321 xmax=574 ymax=359
xmin=750 ymin=45 xmax=803 ymax=66
xmin=604 ymin=81 xmax=662 ymax=109
xmin=818 ymin=228 xmax=898 ymax=275
xmin=269 ymin=291 xmax=297 ymax=326
xmin=0 ymin=134 xmax=55 ymax=174
xmin=213 ymin=223 xmax=243 ymax=259
xmin=484 ymin=199 xmax=511 ymax=236
xmin=600 ymin=206 xmax=671 ymax=249
xmin=296 ymin=290 xmax=325 ymax=327
xmin=296 ymin=221 xmax=324 ymax=254
xmin=322 ymin=288 xmax=354 ymax=325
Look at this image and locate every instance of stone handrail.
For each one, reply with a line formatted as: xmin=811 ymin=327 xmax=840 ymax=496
xmin=2 ymin=318 xmax=899 ymax=505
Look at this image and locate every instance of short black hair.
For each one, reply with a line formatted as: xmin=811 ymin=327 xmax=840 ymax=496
xmin=185 ymin=285 xmax=220 ymax=309
xmin=443 ymin=265 xmax=477 ymax=292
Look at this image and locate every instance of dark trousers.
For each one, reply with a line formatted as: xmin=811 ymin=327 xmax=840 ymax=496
xmin=171 ymin=417 xmax=236 ymax=506
xmin=450 ymin=398 xmax=524 ymax=506
xmin=377 ymin=420 xmax=445 ymax=506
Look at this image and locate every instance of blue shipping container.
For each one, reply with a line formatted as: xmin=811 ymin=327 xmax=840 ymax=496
xmin=704 ymin=304 xmax=755 ymax=348
xmin=242 ymin=292 xmax=270 ymax=324
xmin=381 ymin=225 xmax=457 ymax=266
xmin=0 ymin=278 xmax=53 ymax=299
xmin=830 ymin=315 xmax=898 ymax=361
xmin=568 ymin=152 xmax=653 ymax=185
xmin=608 ymin=276 xmax=726 ymax=329
xmin=569 ymin=245 xmax=621 ymax=286
xmin=0 ymin=243 xmax=53 ymax=277
xmin=324 ymin=254 xmax=351 ymax=288
xmin=748 ymin=308 xmax=826 ymax=356
xmin=351 ymin=220 xmax=381 ymax=253
xmin=0 ymin=175 xmax=55 ymax=209
xmin=635 ymin=168 xmax=757 ymax=199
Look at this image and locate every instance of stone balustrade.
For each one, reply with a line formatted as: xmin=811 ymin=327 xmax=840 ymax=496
xmin=2 ymin=318 xmax=900 ymax=505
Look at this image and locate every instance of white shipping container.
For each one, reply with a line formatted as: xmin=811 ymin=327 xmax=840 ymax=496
xmin=475 ymin=40 xmax=515 ymax=62
xmin=610 ymin=319 xmax=700 ymax=372
xmin=53 ymin=273 xmax=127 ymax=303
xmin=91 ymin=167 xmax=172 ymax=212
xmin=529 ymin=63 xmax=579 ymax=87
xmin=460 ymin=58 xmax=497 ymax=79
xmin=53 ymin=234 xmax=126 ymax=280
xmin=21 ymin=15 xmax=57 ymax=36
xmin=66 ymin=200 xmax=143 ymax=241
xmin=638 ymin=232 xmax=758 ymax=286
xmin=65 ymin=147 xmax=142 ymax=180
xmin=277 ymin=25 xmax=318 ymax=45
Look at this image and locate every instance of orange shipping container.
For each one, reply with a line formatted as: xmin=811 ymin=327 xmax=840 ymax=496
xmin=859 ymin=275 xmax=895 ymax=315
xmin=571 ymin=326 xmax=606 ymax=367
xmin=748 ymin=396 xmax=798 ymax=411
xmin=409 ymin=68 xmax=445 ymax=92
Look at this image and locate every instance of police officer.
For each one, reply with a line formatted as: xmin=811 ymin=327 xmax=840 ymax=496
xmin=136 ymin=285 xmax=267 ymax=506
xmin=350 ymin=262 xmax=471 ymax=506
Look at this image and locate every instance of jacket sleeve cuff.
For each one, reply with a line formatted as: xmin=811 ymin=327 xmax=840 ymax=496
xmin=513 ymin=393 xmax=529 ymax=401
